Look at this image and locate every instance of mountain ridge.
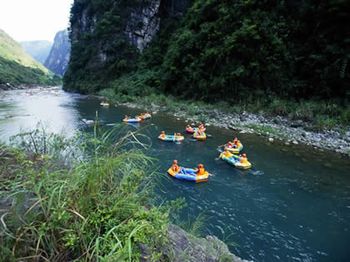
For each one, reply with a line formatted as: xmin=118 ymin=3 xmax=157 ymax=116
xmin=0 ymin=29 xmax=59 ymax=86
xmin=21 ymin=40 xmax=52 ymax=65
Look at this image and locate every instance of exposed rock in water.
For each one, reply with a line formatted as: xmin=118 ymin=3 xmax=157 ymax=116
xmin=44 ymin=30 xmax=71 ymax=76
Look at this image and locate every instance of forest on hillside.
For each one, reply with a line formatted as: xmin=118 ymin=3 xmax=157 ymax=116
xmin=64 ymin=0 xmax=349 ymax=106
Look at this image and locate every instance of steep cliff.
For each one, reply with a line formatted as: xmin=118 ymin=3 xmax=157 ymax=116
xmin=64 ymin=0 xmax=191 ymax=93
xmin=44 ymin=30 xmax=71 ymax=76
xmin=20 ymin=40 xmax=52 ymax=65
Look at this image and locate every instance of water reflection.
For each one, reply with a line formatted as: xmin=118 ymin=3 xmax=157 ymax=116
xmin=0 ymin=87 xmax=80 ymax=140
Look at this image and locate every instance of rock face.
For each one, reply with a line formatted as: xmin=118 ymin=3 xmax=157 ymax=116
xmin=164 ymin=225 xmax=250 ymax=262
xmin=20 ymin=40 xmax=52 ymax=65
xmin=44 ymin=30 xmax=71 ymax=76
xmin=125 ymin=0 xmax=191 ymax=51
xmin=64 ymin=0 xmax=191 ymax=92
xmin=125 ymin=1 xmax=161 ymax=51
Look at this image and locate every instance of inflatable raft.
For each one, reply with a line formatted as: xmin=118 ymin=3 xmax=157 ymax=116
xmin=193 ymin=132 xmax=207 ymax=141
xmin=219 ymin=153 xmax=252 ymax=170
xmin=186 ymin=126 xmax=195 ymax=134
xmin=224 ymin=143 xmax=243 ymax=154
xmin=123 ymin=117 xmax=142 ymax=123
xmin=186 ymin=126 xmax=206 ymax=134
xmin=139 ymin=113 xmax=152 ymax=120
xmin=82 ymin=119 xmax=94 ymax=125
xmin=167 ymin=167 xmax=209 ymax=182
xmin=158 ymin=134 xmax=184 ymax=142
xmin=100 ymin=102 xmax=110 ymax=107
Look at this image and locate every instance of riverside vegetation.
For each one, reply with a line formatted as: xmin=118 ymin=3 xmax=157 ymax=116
xmin=0 ymin=126 xmax=241 ymax=261
xmin=0 ymin=126 xmax=174 ymax=261
xmin=64 ymin=0 xmax=349 ymax=132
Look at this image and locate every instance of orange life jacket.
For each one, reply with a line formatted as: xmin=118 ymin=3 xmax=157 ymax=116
xmin=197 ymin=167 xmax=205 ymax=176
xmin=172 ymin=164 xmax=180 ymax=172
xmin=240 ymin=157 xmax=248 ymax=164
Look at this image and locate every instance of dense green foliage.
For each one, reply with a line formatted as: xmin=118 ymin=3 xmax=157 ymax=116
xmin=155 ymin=0 xmax=349 ymax=102
xmin=0 ymin=29 xmax=60 ymax=86
xmin=0 ymin=56 xmax=60 ymax=86
xmin=0 ymin=128 xmax=172 ymax=261
xmin=65 ymin=0 xmax=349 ymax=126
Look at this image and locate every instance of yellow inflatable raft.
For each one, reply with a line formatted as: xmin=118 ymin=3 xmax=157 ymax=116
xmin=193 ymin=132 xmax=207 ymax=141
xmin=219 ymin=152 xmax=252 ymax=170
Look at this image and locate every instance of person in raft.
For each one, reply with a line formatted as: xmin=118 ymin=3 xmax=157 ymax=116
xmin=221 ymin=149 xmax=233 ymax=158
xmin=240 ymin=153 xmax=249 ymax=164
xmin=160 ymin=131 xmax=166 ymax=138
xmin=196 ymin=164 xmax=206 ymax=176
xmin=198 ymin=122 xmax=205 ymax=131
xmin=124 ymin=115 xmax=129 ymax=120
xmin=232 ymin=137 xmax=241 ymax=148
xmin=227 ymin=141 xmax=234 ymax=148
xmin=174 ymin=133 xmax=182 ymax=137
xmin=197 ymin=128 xmax=204 ymax=136
xmin=171 ymin=160 xmax=181 ymax=172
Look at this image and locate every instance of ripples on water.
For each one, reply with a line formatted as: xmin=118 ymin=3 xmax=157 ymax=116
xmin=1 ymin=88 xmax=350 ymax=261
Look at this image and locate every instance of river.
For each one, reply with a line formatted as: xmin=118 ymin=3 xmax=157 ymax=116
xmin=1 ymin=87 xmax=349 ymax=261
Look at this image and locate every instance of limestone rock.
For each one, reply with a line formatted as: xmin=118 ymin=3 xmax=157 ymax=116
xmin=44 ymin=30 xmax=70 ymax=76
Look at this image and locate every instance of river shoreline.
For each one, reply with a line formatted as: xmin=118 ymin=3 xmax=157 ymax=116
xmin=98 ymin=96 xmax=350 ymax=157
xmin=2 ymin=86 xmax=348 ymax=156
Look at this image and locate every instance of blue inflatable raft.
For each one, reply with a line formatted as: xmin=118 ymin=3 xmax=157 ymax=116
xmin=167 ymin=167 xmax=209 ymax=182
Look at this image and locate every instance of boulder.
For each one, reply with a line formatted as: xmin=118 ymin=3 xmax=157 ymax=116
xmin=163 ymin=224 xmax=251 ymax=262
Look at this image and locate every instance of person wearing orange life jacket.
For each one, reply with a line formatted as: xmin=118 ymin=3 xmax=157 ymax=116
xmin=160 ymin=131 xmax=166 ymax=139
xmin=221 ymin=149 xmax=233 ymax=158
xmin=198 ymin=123 xmax=205 ymax=131
xmin=196 ymin=164 xmax=206 ymax=176
xmin=171 ymin=160 xmax=181 ymax=173
xmin=227 ymin=141 xmax=233 ymax=148
xmin=240 ymin=153 xmax=249 ymax=164
xmin=233 ymin=137 xmax=242 ymax=148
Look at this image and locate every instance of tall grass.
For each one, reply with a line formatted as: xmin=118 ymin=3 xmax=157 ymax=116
xmin=0 ymin=126 xmax=170 ymax=261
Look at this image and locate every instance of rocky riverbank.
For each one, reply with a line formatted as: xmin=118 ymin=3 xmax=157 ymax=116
xmin=0 ymin=83 xmax=46 ymax=91
xmin=163 ymin=224 xmax=250 ymax=262
xmin=105 ymin=99 xmax=350 ymax=157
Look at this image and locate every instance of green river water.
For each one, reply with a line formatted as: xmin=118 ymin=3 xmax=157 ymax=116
xmin=0 ymin=87 xmax=349 ymax=261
